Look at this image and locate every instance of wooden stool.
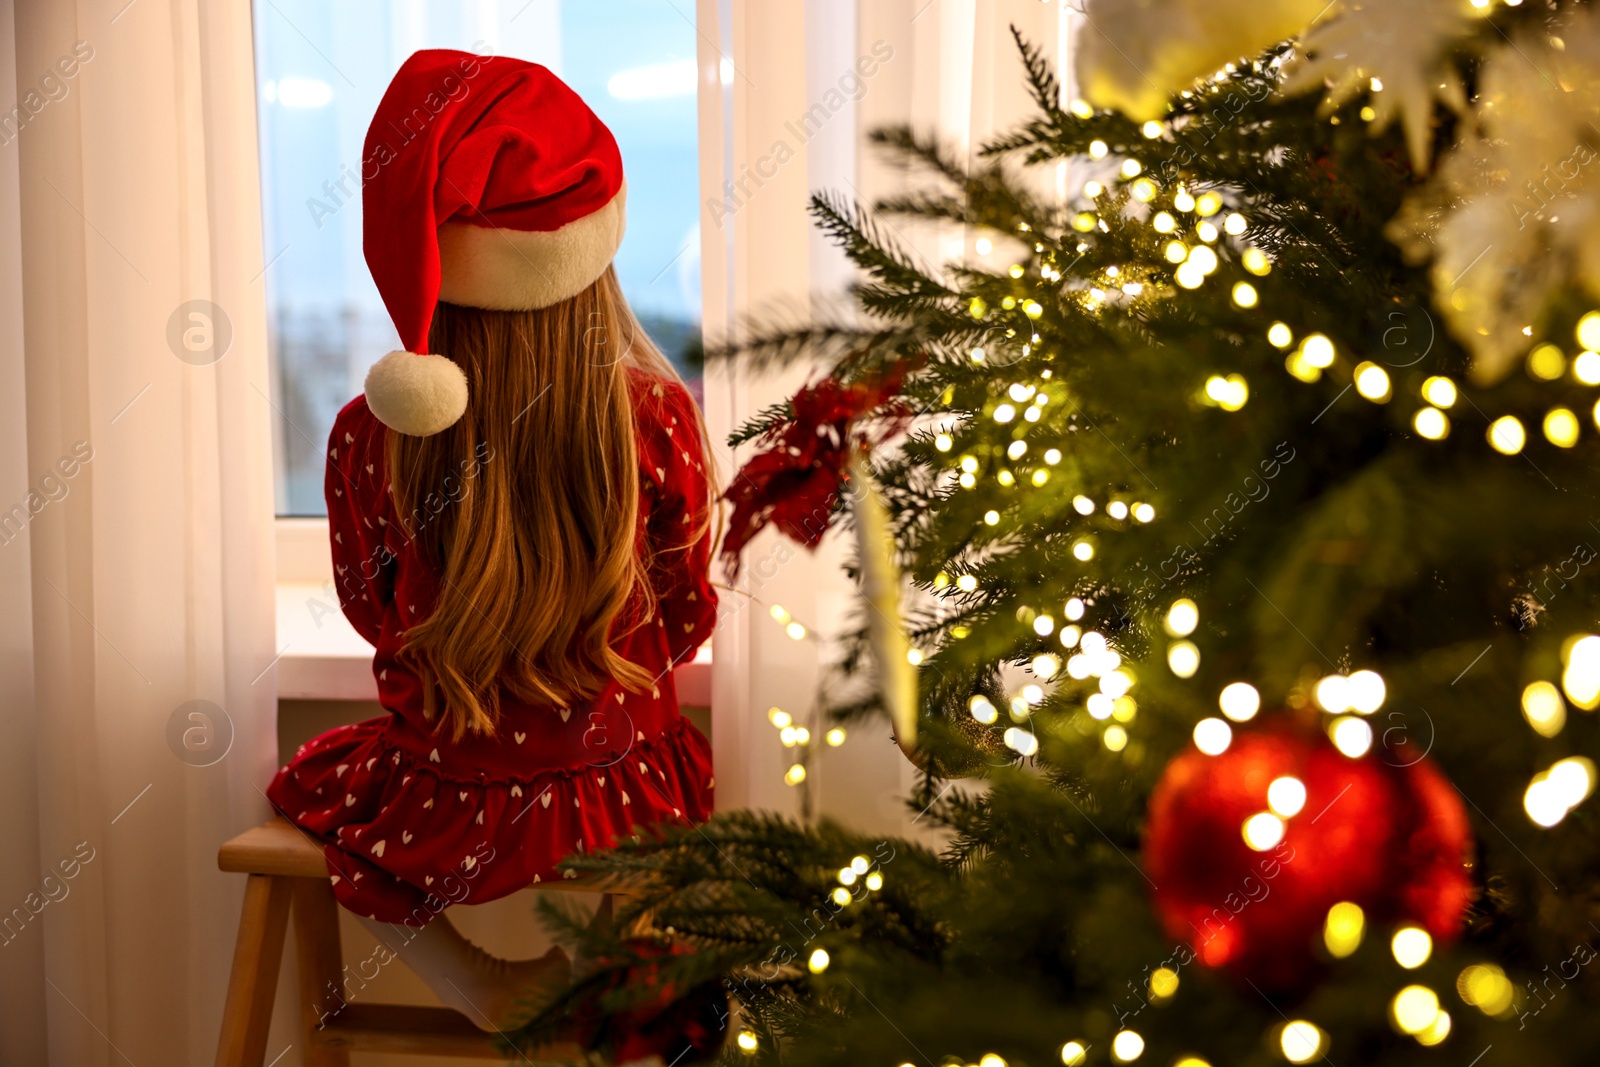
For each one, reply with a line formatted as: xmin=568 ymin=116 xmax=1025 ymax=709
xmin=214 ymin=817 xmax=637 ymax=1066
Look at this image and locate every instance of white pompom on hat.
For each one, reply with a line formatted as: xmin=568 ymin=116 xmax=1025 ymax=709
xmin=361 ymin=49 xmax=627 ymax=436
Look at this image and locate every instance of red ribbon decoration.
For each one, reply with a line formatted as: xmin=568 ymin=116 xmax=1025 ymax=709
xmin=720 ymin=368 xmax=911 ymax=574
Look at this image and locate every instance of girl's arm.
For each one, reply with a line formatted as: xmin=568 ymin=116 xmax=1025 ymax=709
xmin=646 ymin=382 xmax=718 ymax=665
xmin=325 ymin=398 xmax=394 ymax=646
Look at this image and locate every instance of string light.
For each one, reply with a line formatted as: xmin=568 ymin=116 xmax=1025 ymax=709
xmin=1392 ymin=926 xmax=1433 ymax=969
xmin=1421 ymin=375 xmax=1457 ymax=407
xmin=1141 ymin=120 xmax=1162 ymax=138
xmin=1280 ymin=1021 xmax=1325 ymax=1063
xmin=1204 ymin=374 xmax=1249 ymax=410
xmin=1544 ymin=407 xmax=1580 ymax=447
xmin=1330 ymin=716 xmax=1373 ymax=758
xmin=969 ymin=695 xmax=999 ymax=724
xmin=808 ymin=947 xmax=830 ymax=973
xmin=1301 ymin=334 xmax=1335 ymax=368
xmin=1232 ymin=281 xmax=1258 ymax=308
xmin=1576 ymin=310 xmax=1600 ymax=350
xmin=1268 ymin=776 xmax=1307 ymax=817
xmin=1153 ymin=211 xmax=1177 ymax=233
xmin=1268 ymin=322 xmax=1293 ymax=348
xmin=1353 ymin=362 xmax=1391 ymax=402
xmin=737 ymin=1031 xmax=759 ymax=1053
xmin=1575 ymin=349 xmax=1600 ymax=383
xmin=1168 ymin=641 xmax=1200 ymax=677
xmin=1004 ymin=727 xmax=1039 ymax=756
xmin=1061 ymin=1042 xmax=1088 ymax=1066
xmin=784 ymin=764 xmax=806 ymax=785
xmin=1563 ymin=634 xmax=1600 ymax=708
xmin=1242 ymin=811 xmax=1285 ymax=850
xmin=1089 ymin=139 xmax=1109 ymax=159
xmin=1457 ymin=964 xmax=1515 ymax=1017
xmin=1193 ymin=717 xmax=1231 ymax=755
xmin=1107 ymin=500 xmax=1129 ymax=520
xmin=1219 ymin=682 xmax=1260 ymax=721
xmin=1150 ymin=967 xmax=1179 ymax=999
xmin=1111 ymin=1030 xmax=1145 ymax=1062
xmin=1241 ymin=247 xmax=1271 ymax=275
xmin=1528 ymin=343 xmax=1566 ymax=380
xmin=1391 ymin=985 xmax=1441 ymax=1036
xmin=1346 ymin=669 xmax=1386 ymax=713
xmin=1521 ymin=681 xmax=1566 ymax=738
xmin=1487 ymin=415 xmax=1525 ymax=454
xmin=825 ymin=727 xmax=847 ymax=746
xmin=1133 ymin=502 xmax=1156 ymax=522
xmin=1164 ymin=599 xmax=1198 ymax=636
xmin=1324 ymin=902 xmax=1364 ymax=957
xmin=1224 ymin=212 xmax=1247 ymax=235
xmin=1413 ymin=407 xmax=1449 ymax=439
xmin=1524 ymin=756 xmax=1596 ymax=827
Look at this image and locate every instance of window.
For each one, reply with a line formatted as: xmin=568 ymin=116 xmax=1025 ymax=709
xmin=253 ymin=0 xmax=703 ymax=515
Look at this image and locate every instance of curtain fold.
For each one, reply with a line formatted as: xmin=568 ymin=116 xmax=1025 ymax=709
xmin=699 ymin=0 xmax=1072 ymax=832
xmin=0 ymin=0 xmax=277 ymax=1063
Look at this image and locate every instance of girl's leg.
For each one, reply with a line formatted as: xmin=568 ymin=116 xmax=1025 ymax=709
xmin=357 ymin=913 xmax=569 ymax=1032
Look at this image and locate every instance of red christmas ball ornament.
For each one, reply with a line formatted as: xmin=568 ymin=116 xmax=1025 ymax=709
xmin=1142 ymin=719 xmax=1473 ymax=993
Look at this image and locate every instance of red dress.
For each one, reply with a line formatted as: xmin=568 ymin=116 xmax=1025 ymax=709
xmin=266 ymin=372 xmax=716 ymax=925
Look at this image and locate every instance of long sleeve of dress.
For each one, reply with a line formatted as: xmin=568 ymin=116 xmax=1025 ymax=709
xmin=325 ymin=398 xmax=394 ymax=647
xmin=643 ymin=381 xmax=718 ymax=666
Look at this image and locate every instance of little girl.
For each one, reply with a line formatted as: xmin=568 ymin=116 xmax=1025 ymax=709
xmin=266 ymin=50 xmax=716 ymax=1030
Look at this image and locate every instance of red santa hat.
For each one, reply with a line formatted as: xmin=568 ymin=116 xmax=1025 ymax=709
xmin=361 ymin=49 xmax=627 ymax=436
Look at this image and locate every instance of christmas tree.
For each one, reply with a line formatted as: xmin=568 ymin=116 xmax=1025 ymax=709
xmin=512 ymin=3 xmax=1600 ymax=1064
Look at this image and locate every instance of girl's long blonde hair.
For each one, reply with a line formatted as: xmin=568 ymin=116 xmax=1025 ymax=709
xmin=387 ymin=266 xmax=700 ymax=740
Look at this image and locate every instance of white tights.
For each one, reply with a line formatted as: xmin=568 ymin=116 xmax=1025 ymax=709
xmin=357 ymin=913 xmax=570 ymax=1033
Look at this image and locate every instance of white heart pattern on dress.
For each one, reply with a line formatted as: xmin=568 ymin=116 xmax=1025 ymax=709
xmin=621 ymin=791 xmax=630 ymax=805
xmin=335 ymin=764 xmax=348 ymax=777
xmin=511 ymin=784 xmax=523 ymax=797
xmin=402 ymin=831 xmax=413 ymax=844
xmin=345 ymin=794 xmax=356 ymax=806
xmin=514 ymin=732 xmax=526 ymax=744
xmin=370 ymin=840 xmax=386 ymax=857
xmin=429 ymin=749 xmax=441 ymax=762
xmin=458 ymin=791 xmax=468 ymax=802
xmin=423 ymin=798 xmax=434 ymax=809
xmin=559 ymin=708 xmax=571 ymax=722
xmin=540 ymin=792 xmax=552 ymax=808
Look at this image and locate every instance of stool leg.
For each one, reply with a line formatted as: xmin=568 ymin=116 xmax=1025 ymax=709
xmin=214 ymin=874 xmax=292 ymax=1067
xmin=292 ymin=879 xmax=351 ymax=1067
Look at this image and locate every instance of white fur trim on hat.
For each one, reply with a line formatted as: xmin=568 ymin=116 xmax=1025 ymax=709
xmin=436 ymin=183 xmax=627 ymax=311
xmin=364 ymin=350 xmax=469 ymax=437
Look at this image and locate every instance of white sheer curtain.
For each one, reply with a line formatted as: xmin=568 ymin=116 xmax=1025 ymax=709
xmin=697 ymin=0 xmax=1073 ymax=829
xmin=0 ymin=0 xmax=277 ymax=1064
